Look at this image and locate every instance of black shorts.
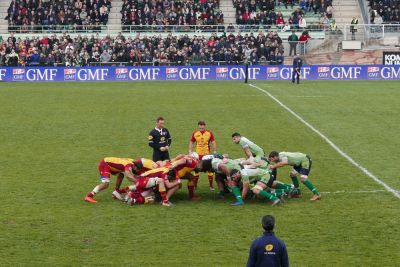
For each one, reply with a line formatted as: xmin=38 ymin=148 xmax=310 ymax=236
xmin=153 ymin=150 xmax=170 ymax=162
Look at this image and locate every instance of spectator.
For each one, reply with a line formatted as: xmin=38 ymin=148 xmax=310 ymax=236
xmin=288 ymin=30 xmax=298 ymax=56
xmin=298 ymin=15 xmax=307 ymax=30
xmin=299 ymin=30 xmax=311 ymax=54
xmin=246 ymin=215 xmax=289 ymax=267
xmin=350 ymin=16 xmax=358 ymax=40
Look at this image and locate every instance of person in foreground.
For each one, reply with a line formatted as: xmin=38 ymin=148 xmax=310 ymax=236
xmin=246 ymin=215 xmax=289 ymax=267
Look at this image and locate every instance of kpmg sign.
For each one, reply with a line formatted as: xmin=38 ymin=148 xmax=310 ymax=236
xmin=0 ymin=65 xmax=399 ymax=82
xmin=383 ymin=52 xmax=400 ymax=65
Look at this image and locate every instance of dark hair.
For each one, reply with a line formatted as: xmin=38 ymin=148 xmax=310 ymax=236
xmin=230 ymin=169 xmax=240 ymax=177
xmin=269 ymin=151 xmax=279 ymax=158
xmin=156 ymin=116 xmax=164 ymax=122
xmin=262 ymin=215 xmax=275 ymax=232
xmin=232 ymin=132 xmax=241 ymax=138
xmin=198 ymin=120 xmax=206 ymax=126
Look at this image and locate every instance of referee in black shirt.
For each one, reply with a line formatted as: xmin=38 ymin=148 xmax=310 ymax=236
xmin=148 ymin=117 xmax=172 ymax=162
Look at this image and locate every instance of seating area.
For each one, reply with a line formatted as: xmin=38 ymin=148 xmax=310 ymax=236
xmin=5 ymin=0 xmax=112 ymax=33
xmin=120 ymin=0 xmax=223 ymax=32
xmin=232 ymin=0 xmax=334 ymax=30
xmin=0 ymin=32 xmax=287 ymax=67
xmin=369 ymin=0 xmax=400 ymax=23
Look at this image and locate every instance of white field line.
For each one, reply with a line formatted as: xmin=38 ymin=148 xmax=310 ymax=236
xmin=249 ymin=83 xmax=400 ymax=200
xmin=321 ymin=190 xmax=387 ymax=194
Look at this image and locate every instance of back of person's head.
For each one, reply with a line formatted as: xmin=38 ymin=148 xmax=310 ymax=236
xmin=262 ymin=215 xmax=275 ymax=232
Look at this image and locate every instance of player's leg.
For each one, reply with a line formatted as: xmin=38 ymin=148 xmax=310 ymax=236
xmin=85 ymin=179 xmax=110 ymax=203
xmin=192 ymin=170 xmax=200 ymax=189
xmin=299 ymin=158 xmax=321 ymax=200
xmin=207 ymin=171 xmax=214 ymax=191
xmin=296 ymin=70 xmax=300 ymax=84
xmin=292 ymin=69 xmax=296 ymax=83
xmin=252 ymin=181 xmax=281 ymax=205
xmin=215 ymin=173 xmax=227 ymax=198
xmin=184 ymin=173 xmax=200 ymax=200
xmin=156 ymin=179 xmax=170 ymax=206
xmin=230 ymin=180 xmax=244 ymax=206
xmin=289 ymin=168 xmax=302 ymax=197
xmin=85 ymin=160 xmax=112 ymax=203
xmin=271 ymin=180 xmax=292 ymax=198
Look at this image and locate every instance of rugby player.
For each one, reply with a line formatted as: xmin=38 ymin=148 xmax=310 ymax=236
xmin=85 ymin=157 xmax=138 ymax=203
xmin=268 ymin=151 xmax=321 ymax=201
xmin=189 ymin=121 xmax=217 ymax=190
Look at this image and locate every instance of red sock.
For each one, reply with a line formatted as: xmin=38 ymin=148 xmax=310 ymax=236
xmin=160 ymin=190 xmax=168 ymax=203
xmin=193 ymin=175 xmax=199 ymax=188
xmin=188 ymin=185 xmax=195 ymax=198
xmin=208 ymin=175 xmax=213 ymax=187
xmin=116 ymin=187 xmax=127 ymax=193
xmin=87 ymin=192 xmax=94 ymax=197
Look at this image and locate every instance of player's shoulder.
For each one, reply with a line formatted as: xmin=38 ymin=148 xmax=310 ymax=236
xmin=149 ymin=128 xmax=158 ymax=135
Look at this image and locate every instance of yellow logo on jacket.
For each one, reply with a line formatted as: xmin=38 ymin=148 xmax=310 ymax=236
xmin=265 ymin=244 xmax=273 ymax=251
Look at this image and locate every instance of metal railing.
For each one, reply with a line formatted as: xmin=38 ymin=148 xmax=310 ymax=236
xmin=3 ymin=23 xmax=333 ymax=35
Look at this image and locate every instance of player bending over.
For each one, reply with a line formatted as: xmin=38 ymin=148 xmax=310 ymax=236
xmin=230 ymin=168 xmax=292 ymax=206
xmin=85 ymin=157 xmax=138 ymax=203
xmin=268 ymin=151 xmax=321 ymax=201
xmin=167 ymin=153 xmax=201 ymax=200
xmin=232 ymin=133 xmax=265 ymax=164
xmin=196 ymin=157 xmax=245 ymax=205
xmin=125 ymin=168 xmax=181 ymax=206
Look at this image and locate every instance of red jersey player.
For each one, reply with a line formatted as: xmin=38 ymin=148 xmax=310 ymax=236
xmin=188 ymin=121 xmax=217 ymax=190
xmin=85 ymin=157 xmax=138 ymax=203
xmin=126 ymin=167 xmax=181 ymax=206
xmin=168 ymin=154 xmax=200 ymax=200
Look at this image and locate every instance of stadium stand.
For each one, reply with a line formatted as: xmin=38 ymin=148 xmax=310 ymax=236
xmin=5 ymin=0 xmax=112 ymax=33
xmin=0 ymin=32 xmax=286 ymax=67
xmin=368 ymin=0 xmax=400 ymax=23
xmin=119 ymin=0 xmax=224 ymax=32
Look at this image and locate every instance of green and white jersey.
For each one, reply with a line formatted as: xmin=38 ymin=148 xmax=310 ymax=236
xmin=211 ymin=158 xmax=241 ymax=173
xmin=240 ymin=168 xmax=272 ymax=184
xmin=239 ymin=137 xmax=264 ymax=157
xmin=279 ymin=152 xmax=308 ymax=167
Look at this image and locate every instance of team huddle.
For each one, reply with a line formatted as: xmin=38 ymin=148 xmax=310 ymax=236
xmin=84 ymin=119 xmax=321 ymax=207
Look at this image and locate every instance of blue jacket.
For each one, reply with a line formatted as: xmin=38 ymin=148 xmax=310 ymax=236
xmin=293 ymin=57 xmax=302 ymax=69
xmin=246 ymin=232 xmax=289 ymax=267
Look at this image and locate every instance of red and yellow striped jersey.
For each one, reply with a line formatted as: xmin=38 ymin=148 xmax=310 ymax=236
xmin=103 ymin=157 xmax=134 ymax=173
xmin=190 ymin=130 xmax=215 ymax=156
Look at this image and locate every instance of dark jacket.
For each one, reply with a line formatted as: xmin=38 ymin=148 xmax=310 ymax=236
xmin=246 ymin=232 xmax=289 ymax=267
xmin=292 ymin=57 xmax=302 ymax=69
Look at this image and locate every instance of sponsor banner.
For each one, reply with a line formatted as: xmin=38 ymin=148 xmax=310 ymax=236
xmin=0 ymin=65 xmax=399 ymax=82
xmin=383 ymin=52 xmax=400 ymax=65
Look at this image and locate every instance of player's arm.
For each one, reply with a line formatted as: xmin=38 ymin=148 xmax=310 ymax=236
xmin=270 ymin=157 xmax=288 ymax=169
xmin=169 ymin=158 xmax=186 ymax=170
xmin=243 ymin=146 xmax=253 ymax=159
xmin=210 ymin=132 xmax=217 ymax=153
xmin=218 ymin=164 xmax=230 ymax=178
xmin=148 ymin=130 xmax=161 ymax=150
xmin=189 ymin=133 xmax=196 ymax=154
xmin=166 ymin=129 xmax=172 ymax=146
xmin=242 ymin=182 xmax=250 ymax=199
xmin=124 ymin=168 xmax=137 ymax=183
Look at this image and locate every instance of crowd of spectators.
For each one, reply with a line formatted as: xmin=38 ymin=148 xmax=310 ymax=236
xmin=369 ymin=0 xmax=400 ymax=23
xmin=0 ymin=31 xmax=288 ymax=67
xmin=233 ymin=0 xmax=334 ymax=30
xmin=120 ymin=0 xmax=224 ymax=31
xmin=6 ymin=0 xmax=112 ymax=33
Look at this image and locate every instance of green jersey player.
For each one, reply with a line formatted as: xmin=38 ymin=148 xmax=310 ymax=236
xmin=196 ymin=158 xmax=245 ymax=205
xmin=231 ymin=133 xmax=265 ymax=162
xmin=269 ymin=151 xmax=321 ymax=201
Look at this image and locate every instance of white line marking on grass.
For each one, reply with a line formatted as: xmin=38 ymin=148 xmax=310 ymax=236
xmin=321 ymin=189 xmax=387 ymax=194
xmin=249 ymin=83 xmax=400 ymax=200
xmin=288 ymin=96 xmax=327 ymax=98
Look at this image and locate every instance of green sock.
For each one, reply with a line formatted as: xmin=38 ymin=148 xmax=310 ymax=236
xmin=272 ymin=190 xmax=285 ymax=197
xmin=259 ymin=190 xmax=278 ymax=201
xmin=304 ymin=180 xmax=320 ymax=195
xmin=275 ymin=183 xmax=292 ymax=192
xmin=290 ymin=175 xmax=300 ymax=188
xmin=218 ymin=190 xmax=225 ymax=196
xmin=231 ymin=186 xmax=243 ymax=203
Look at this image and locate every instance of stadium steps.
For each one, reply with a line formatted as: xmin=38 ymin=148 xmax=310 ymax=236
xmin=107 ymin=0 xmax=123 ymax=32
xmin=0 ymin=1 xmax=7 ymax=34
xmin=220 ymin=0 xmax=236 ymax=25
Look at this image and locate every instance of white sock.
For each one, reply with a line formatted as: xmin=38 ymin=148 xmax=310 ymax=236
xmin=92 ymin=185 xmax=102 ymax=194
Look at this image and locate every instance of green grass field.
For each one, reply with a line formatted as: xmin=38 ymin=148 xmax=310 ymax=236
xmin=0 ymin=80 xmax=399 ymax=266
